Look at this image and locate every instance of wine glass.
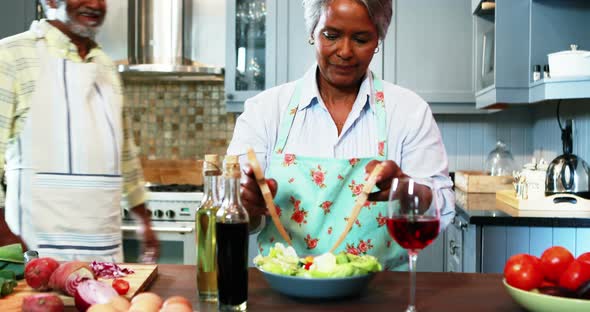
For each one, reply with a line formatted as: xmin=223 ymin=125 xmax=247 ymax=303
xmin=387 ymin=177 xmax=440 ymax=312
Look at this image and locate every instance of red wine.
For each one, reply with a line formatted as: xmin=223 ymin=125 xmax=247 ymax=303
xmin=386 ymin=216 xmax=440 ymax=251
xmin=216 ymin=222 xmax=249 ymax=307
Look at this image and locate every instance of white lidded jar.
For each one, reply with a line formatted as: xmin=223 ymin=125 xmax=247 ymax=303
xmin=547 ymin=44 xmax=590 ymax=78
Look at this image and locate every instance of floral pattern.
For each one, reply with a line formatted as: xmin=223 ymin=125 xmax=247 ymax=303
xmin=288 ymin=178 xmax=295 ymax=183
xmin=376 ymin=212 xmax=387 ymax=227
xmin=346 ymin=239 xmax=374 ymax=255
xmin=337 ymin=174 xmax=344 ymax=180
xmin=319 ymin=201 xmax=333 ymax=215
xmin=348 ymin=180 xmax=364 ymax=197
xmin=327 ymin=226 xmax=333 ymax=235
xmin=304 ymin=234 xmax=319 ymax=249
xmin=375 ymin=91 xmax=384 ymax=104
xmin=283 ymin=154 xmax=297 ymax=167
xmin=349 ymin=158 xmax=360 ymax=167
xmin=290 ymin=196 xmax=308 ymax=226
xmin=310 ymin=165 xmax=327 ymax=188
xmin=378 ymin=141 xmax=385 ymax=157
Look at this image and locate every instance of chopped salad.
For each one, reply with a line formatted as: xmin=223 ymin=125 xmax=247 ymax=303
xmin=253 ymin=243 xmax=382 ymax=278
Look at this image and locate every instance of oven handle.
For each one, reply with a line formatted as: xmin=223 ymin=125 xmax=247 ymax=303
xmin=121 ymin=225 xmax=194 ymax=234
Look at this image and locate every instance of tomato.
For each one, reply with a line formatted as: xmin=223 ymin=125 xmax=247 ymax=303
xmin=112 ymin=279 xmax=130 ymax=295
xmin=559 ymin=260 xmax=590 ymax=291
xmin=577 ymin=252 xmax=590 ymax=264
xmin=504 ymin=254 xmax=544 ymax=291
xmin=540 ymin=246 xmax=574 ymax=283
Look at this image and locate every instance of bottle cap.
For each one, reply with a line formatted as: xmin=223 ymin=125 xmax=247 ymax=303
xmin=543 ymin=64 xmax=550 ymax=71
xmin=225 ymin=155 xmax=239 ymax=164
xmin=203 ymin=154 xmax=221 ymax=174
xmin=533 ymin=64 xmax=541 ymax=72
xmin=224 ymin=155 xmax=240 ymax=178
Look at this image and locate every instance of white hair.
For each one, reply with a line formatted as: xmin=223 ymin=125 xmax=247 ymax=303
xmin=302 ymin=0 xmax=393 ymax=40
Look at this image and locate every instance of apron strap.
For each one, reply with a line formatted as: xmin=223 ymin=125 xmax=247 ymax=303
xmin=273 ymin=71 xmax=388 ymax=160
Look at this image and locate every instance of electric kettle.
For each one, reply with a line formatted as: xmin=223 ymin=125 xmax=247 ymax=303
xmin=545 ymin=121 xmax=590 ymax=199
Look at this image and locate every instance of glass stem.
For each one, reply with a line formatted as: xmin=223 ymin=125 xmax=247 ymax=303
xmin=407 ymin=251 xmax=418 ymax=312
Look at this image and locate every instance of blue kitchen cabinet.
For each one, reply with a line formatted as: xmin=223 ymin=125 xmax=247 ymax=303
xmin=474 ymin=0 xmax=590 ymax=108
xmin=447 ymin=222 xmax=590 ymax=273
xmin=0 ymin=0 xmax=37 ymax=40
xmin=383 ymin=0 xmax=476 ymax=109
xmin=225 ymin=0 xmax=278 ymax=112
xmin=480 ymin=226 xmax=590 ymax=273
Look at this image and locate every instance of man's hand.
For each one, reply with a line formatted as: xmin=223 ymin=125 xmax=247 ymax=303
xmin=365 ymin=160 xmax=408 ymax=202
xmin=130 ymin=204 xmax=160 ymax=264
xmin=240 ymin=166 xmax=277 ymax=218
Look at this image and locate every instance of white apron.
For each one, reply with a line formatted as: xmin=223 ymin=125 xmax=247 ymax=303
xmin=4 ymin=34 xmax=124 ymax=262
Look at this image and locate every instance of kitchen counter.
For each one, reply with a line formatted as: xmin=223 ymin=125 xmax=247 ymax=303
xmin=65 ymin=265 xmax=520 ymax=312
xmin=455 ymin=189 xmax=590 ymax=227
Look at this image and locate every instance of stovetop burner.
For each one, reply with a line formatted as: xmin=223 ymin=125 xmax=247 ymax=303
xmin=147 ymin=183 xmax=204 ymax=193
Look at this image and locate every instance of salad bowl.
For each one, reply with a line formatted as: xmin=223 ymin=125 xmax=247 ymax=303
xmin=259 ymin=269 xmax=376 ymax=299
xmin=503 ymin=279 xmax=590 ymax=312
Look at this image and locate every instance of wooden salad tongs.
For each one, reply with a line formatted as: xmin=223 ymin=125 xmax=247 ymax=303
xmin=247 ymin=147 xmax=292 ymax=246
xmin=329 ymin=163 xmax=385 ymax=253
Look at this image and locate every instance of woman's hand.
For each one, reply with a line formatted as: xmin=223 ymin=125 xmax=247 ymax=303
xmin=241 ymin=166 xmax=277 ymax=218
xmin=365 ymin=160 xmax=408 ymax=201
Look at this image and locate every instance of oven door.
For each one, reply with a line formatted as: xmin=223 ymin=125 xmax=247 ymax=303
xmin=121 ymin=221 xmax=196 ymax=265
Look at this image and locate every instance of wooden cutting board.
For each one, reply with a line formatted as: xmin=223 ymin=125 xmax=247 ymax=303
xmin=0 ymin=264 xmax=157 ymax=311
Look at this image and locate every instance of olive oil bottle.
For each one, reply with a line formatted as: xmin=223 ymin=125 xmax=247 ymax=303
xmin=196 ymin=154 xmax=222 ymax=302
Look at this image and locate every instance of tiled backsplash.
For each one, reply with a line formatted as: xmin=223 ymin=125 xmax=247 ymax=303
xmin=122 ymin=79 xmax=235 ymax=159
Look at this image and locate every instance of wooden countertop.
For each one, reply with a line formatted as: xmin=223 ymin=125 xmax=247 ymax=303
xmin=62 ymin=265 xmax=522 ymax=312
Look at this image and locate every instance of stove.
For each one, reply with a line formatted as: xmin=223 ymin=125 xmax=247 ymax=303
xmin=121 ymin=184 xmax=203 ymax=265
xmin=122 ymin=184 xmax=204 ymax=222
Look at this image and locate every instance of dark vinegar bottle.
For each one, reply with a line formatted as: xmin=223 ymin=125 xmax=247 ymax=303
xmin=216 ymin=155 xmax=249 ymax=311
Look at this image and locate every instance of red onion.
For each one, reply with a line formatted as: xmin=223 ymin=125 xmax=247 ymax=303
xmin=90 ymin=261 xmax=135 ymax=279
xmin=74 ymin=279 xmax=118 ymax=312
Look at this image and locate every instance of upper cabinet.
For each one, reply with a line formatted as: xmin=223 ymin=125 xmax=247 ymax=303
xmin=383 ymin=0 xmax=475 ymax=106
xmin=473 ymin=0 xmax=590 ymax=108
xmin=225 ymin=0 xmax=278 ymax=112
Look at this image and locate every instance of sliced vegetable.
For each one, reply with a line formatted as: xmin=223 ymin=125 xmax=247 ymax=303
xmin=112 ymin=278 xmax=130 ymax=295
xmin=74 ymin=279 xmax=119 ymax=312
xmin=22 ymin=293 xmax=65 ymax=312
xmin=49 ymin=262 xmax=96 ymax=296
xmin=90 ymin=261 xmax=134 ymax=279
xmin=0 ymin=243 xmax=24 ymax=263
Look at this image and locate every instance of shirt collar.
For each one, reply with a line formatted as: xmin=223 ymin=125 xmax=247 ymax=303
xmin=29 ymin=19 xmax=104 ymax=62
xmin=297 ymin=63 xmax=375 ymax=113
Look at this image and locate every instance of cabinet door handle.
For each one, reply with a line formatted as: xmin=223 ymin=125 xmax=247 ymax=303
xmin=226 ymin=93 xmax=234 ymax=100
xmin=449 ymin=240 xmax=460 ymax=256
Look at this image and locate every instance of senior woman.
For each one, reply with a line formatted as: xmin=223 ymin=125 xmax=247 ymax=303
xmin=227 ymin=0 xmax=455 ymax=270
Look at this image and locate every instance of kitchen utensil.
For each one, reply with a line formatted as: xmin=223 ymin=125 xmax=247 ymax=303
xmin=547 ymin=44 xmax=590 ymax=78
xmin=329 ymin=164 xmax=384 ymax=253
xmin=484 ymin=141 xmax=515 ymax=176
xmin=258 ymin=269 xmax=375 ymax=299
xmin=247 ymin=148 xmax=292 ymax=246
xmin=503 ymin=279 xmax=590 ymax=312
xmin=545 ymin=120 xmax=590 ymax=199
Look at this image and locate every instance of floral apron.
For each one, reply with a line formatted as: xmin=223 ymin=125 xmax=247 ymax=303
xmin=258 ymin=74 xmax=406 ymax=270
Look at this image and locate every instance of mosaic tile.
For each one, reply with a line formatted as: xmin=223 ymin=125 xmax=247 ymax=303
xmin=122 ymin=79 xmax=234 ymax=160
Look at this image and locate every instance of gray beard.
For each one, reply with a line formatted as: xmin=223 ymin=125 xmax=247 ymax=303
xmin=55 ymin=4 xmax=99 ymax=39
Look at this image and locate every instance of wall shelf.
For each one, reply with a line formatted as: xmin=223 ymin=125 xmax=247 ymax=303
xmin=529 ymin=76 xmax=590 ymax=103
